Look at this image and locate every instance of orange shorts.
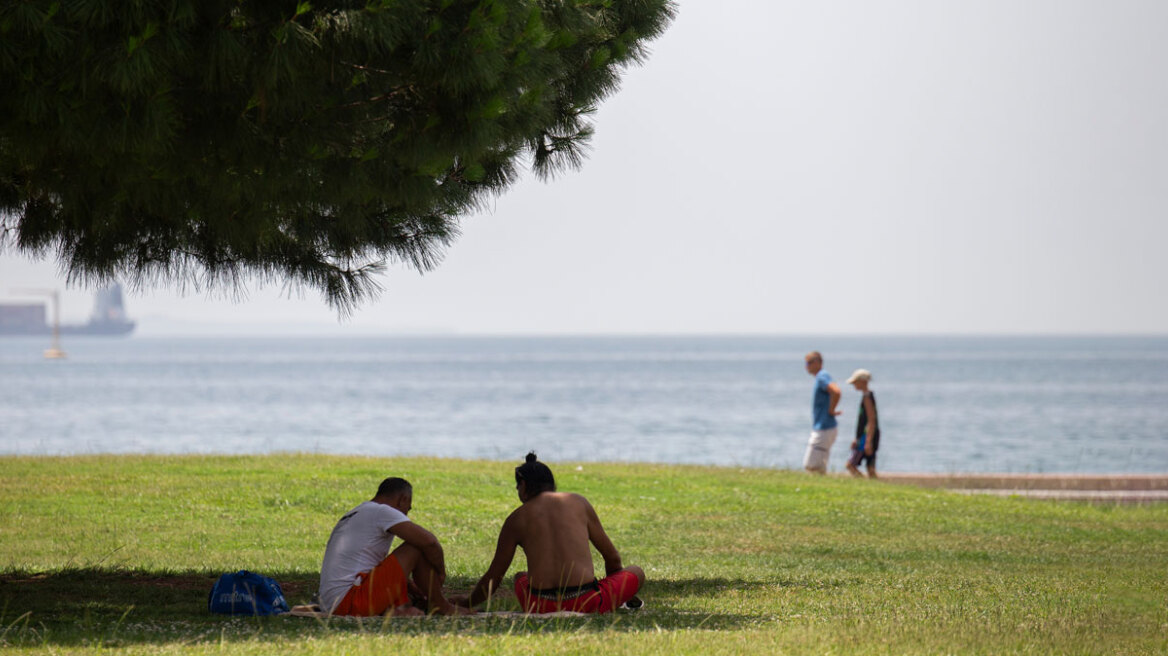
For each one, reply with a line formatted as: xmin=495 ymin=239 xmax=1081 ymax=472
xmin=332 ymin=554 xmax=410 ymax=616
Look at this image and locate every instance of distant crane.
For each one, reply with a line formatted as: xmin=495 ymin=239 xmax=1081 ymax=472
xmin=10 ymin=288 xmax=66 ymax=359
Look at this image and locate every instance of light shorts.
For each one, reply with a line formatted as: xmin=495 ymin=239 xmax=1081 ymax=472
xmin=803 ymin=427 xmax=838 ymax=472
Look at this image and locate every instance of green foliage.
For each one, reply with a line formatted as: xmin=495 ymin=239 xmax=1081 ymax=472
xmin=1 ymin=455 xmax=1166 ymax=654
xmin=0 ymin=0 xmax=675 ymax=311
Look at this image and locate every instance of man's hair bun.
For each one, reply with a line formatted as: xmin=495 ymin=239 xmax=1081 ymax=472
xmin=516 ymin=452 xmax=554 ymax=495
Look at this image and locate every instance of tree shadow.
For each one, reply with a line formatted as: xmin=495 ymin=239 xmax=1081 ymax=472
xmin=0 ymin=569 xmax=778 ymax=646
xmin=648 ymin=575 xmax=849 ymax=597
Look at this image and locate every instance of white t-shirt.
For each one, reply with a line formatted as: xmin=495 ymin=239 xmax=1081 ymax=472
xmin=318 ymin=501 xmax=410 ymax=612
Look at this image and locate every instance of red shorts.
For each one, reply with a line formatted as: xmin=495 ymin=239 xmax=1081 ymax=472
xmin=332 ymin=554 xmax=410 ymax=616
xmin=514 ymin=570 xmax=640 ymax=614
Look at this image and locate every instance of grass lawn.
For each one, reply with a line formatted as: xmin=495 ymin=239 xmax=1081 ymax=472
xmin=1 ymin=455 xmax=1165 ymax=655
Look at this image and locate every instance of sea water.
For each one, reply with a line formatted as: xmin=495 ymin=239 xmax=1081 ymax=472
xmin=1 ymin=335 xmax=1165 ymax=473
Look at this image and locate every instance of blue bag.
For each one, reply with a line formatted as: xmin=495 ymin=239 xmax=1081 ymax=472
xmin=208 ymin=570 xmax=290 ymax=615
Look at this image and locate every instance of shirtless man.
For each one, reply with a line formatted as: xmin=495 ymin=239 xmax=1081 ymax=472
xmin=318 ymin=477 xmax=471 ymax=616
xmin=461 ymin=453 xmax=644 ymax=613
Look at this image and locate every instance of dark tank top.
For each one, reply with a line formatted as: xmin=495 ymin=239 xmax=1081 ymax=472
xmin=855 ymin=391 xmax=880 ymax=442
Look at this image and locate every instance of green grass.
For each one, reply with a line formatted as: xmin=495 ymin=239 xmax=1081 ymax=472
xmin=1 ymin=455 xmax=1165 ymax=655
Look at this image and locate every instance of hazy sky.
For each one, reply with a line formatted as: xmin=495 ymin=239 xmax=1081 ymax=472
xmin=3 ymin=0 xmax=1167 ymax=335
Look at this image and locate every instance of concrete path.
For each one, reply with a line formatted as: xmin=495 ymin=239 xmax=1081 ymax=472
xmin=878 ymin=473 xmax=1168 ymax=504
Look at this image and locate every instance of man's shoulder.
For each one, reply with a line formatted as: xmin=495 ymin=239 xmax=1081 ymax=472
xmin=515 ymin=492 xmax=590 ymax=515
xmin=817 ymin=371 xmax=833 ymax=384
xmin=336 ymin=501 xmax=373 ymax=521
xmin=504 ymin=501 xmax=534 ymax=524
xmin=357 ymin=500 xmax=410 ymax=526
xmin=509 ymin=493 xmax=591 ymax=531
xmin=555 ymin=492 xmax=594 ymax=514
xmin=543 ymin=491 xmax=590 ymax=505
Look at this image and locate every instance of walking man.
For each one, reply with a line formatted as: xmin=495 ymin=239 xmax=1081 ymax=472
xmin=803 ymin=351 xmax=841 ymax=473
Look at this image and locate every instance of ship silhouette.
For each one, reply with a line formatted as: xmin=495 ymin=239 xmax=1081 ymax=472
xmin=0 ymin=284 xmax=135 ymax=336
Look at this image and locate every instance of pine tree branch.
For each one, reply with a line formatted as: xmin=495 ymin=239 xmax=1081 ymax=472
xmin=0 ymin=0 xmax=678 ymax=311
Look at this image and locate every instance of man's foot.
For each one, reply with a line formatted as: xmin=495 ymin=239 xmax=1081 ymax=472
xmin=445 ymin=593 xmax=471 ymax=607
xmin=846 ymin=463 xmax=862 ymax=477
xmin=431 ymin=603 xmax=476 ymax=616
xmin=619 ymin=596 xmax=644 ymax=611
xmin=387 ymin=604 xmax=425 ymax=617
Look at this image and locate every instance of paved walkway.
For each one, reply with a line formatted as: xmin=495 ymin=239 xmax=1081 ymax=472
xmin=878 ymin=473 xmax=1168 ymax=504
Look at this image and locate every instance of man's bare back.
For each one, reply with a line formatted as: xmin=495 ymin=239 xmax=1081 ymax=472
xmin=504 ymin=491 xmax=613 ymax=589
xmin=462 ymin=453 xmax=644 ymax=611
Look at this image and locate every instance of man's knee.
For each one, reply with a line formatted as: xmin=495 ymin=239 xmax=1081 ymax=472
xmin=624 ymin=565 xmax=645 ymax=587
xmin=392 ymin=542 xmax=421 ymax=572
xmin=804 ymin=450 xmax=827 ymax=474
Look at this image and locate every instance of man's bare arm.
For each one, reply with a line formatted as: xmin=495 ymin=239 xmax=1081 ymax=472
xmin=827 ymin=382 xmax=842 ymax=416
xmin=468 ymin=517 xmax=519 ymax=607
xmin=390 ymin=522 xmax=446 ymax=580
xmin=583 ymin=497 xmax=623 ymax=576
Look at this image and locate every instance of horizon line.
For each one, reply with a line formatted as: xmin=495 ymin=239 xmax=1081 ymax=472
xmin=82 ymin=330 xmax=1168 ymax=339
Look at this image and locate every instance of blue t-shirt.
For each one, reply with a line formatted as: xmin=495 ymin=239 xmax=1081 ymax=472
xmin=812 ymin=371 xmax=837 ymax=430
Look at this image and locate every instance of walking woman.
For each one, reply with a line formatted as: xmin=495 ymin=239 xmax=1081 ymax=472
xmin=845 ymin=369 xmax=880 ymax=478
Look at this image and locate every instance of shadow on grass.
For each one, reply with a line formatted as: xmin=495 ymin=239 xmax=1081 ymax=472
xmin=0 ymin=569 xmax=772 ymax=646
xmin=649 ymin=575 xmax=849 ymax=596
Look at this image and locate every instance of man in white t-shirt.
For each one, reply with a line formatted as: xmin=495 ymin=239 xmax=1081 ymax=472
xmin=318 ymin=477 xmax=470 ymax=616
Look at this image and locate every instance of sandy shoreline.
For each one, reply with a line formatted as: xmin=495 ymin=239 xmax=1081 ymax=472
xmin=879 ymin=473 xmax=1168 ymax=503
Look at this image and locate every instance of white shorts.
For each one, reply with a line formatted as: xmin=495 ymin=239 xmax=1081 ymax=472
xmin=803 ymin=427 xmax=838 ymax=472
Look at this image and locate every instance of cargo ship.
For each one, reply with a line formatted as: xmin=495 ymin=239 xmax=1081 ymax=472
xmin=0 ymin=284 xmax=135 ymax=336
